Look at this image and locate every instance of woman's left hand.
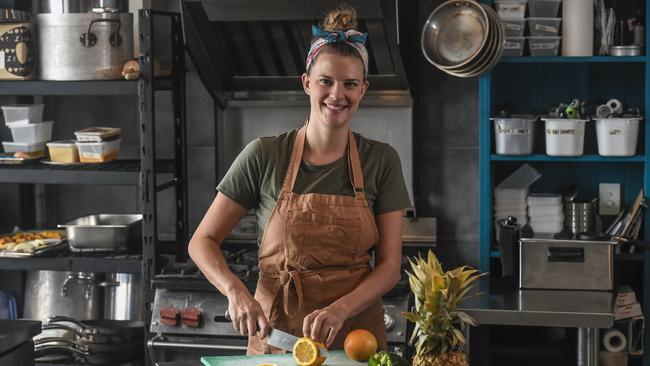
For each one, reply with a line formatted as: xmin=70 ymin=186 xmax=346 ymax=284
xmin=302 ymin=305 xmax=346 ymax=347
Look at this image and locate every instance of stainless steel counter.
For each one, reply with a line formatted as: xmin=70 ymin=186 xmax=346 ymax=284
xmin=458 ymin=278 xmax=615 ymax=366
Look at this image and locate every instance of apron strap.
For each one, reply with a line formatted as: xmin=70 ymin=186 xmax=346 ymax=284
xmin=280 ymin=123 xmax=366 ymax=200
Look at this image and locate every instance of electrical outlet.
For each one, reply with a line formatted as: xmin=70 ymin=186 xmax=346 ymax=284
xmin=599 ymin=183 xmax=621 ymax=216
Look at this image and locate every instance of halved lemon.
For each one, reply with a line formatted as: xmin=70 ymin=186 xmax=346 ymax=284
xmin=292 ymin=337 xmax=327 ymax=366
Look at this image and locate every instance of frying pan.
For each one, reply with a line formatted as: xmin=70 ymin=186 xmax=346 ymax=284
xmin=46 ymin=316 xmax=143 ymax=343
xmin=34 ymin=336 xmax=142 ymax=354
xmin=421 ymin=0 xmax=489 ymax=69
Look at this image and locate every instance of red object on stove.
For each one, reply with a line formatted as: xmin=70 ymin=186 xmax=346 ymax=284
xmin=181 ymin=307 xmax=202 ymax=327
xmin=160 ymin=307 xmax=180 ymax=326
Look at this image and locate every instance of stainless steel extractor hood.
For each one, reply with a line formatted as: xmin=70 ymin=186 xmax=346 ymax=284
xmin=180 ymin=0 xmax=410 ymax=106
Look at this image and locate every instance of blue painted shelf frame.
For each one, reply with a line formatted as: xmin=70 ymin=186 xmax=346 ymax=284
xmin=478 ymin=1 xmax=650 ymax=365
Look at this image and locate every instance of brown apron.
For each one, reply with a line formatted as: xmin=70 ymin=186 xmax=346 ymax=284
xmin=247 ymin=125 xmax=386 ymax=354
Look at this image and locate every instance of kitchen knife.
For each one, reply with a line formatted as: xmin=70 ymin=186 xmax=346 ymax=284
xmin=267 ymin=328 xmax=328 ymax=356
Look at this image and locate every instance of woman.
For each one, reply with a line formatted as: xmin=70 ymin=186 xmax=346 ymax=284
xmin=188 ymin=5 xmax=411 ymax=354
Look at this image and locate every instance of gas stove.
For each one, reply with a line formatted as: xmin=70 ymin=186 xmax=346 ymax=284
xmin=148 ymin=247 xmax=413 ymax=363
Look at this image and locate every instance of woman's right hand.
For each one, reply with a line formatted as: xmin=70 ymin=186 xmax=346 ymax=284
xmin=226 ymin=287 xmax=269 ymax=338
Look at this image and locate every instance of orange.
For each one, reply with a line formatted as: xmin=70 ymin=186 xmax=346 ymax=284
xmin=343 ymin=329 xmax=377 ymax=361
xmin=292 ymin=337 xmax=327 ymax=366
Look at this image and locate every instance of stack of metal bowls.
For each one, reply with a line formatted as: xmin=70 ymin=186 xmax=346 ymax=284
xmin=564 ymin=202 xmax=595 ymax=234
xmin=421 ymin=0 xmax=505 ymax=78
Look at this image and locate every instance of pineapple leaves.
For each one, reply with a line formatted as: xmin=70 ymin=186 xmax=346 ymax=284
xmin=403 ymin=249 xmax=484 ymax=357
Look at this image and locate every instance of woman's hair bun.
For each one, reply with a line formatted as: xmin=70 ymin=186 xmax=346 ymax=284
xmin=321 ymin=4 xmax=358 ymax=32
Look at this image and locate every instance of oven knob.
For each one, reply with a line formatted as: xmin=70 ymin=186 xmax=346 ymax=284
xmin=182 ymin=307 xmax=202 ymax=327
xmin=160 ymin=307 xmax=180 ymax=326
xmin=384 ymin=313 xmax=395 ymax=331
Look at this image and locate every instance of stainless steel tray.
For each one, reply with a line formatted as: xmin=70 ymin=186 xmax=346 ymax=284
xmin=58 ymin=214 xmax=142 ymax=253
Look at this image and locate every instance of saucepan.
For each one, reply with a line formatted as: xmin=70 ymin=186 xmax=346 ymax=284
xmin=421 ymin=0 xmax=489 ymax=69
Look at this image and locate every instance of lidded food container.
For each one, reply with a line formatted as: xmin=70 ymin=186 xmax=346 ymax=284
xmin=76 ymin=139 xmax=121 ymax=163
xmin=2 ymin=141 xmax=45 ymax=153
xmin=8 ymin=121 xmax=54 ymax=143
xmin=47 ymin=140 xmax=80 ymax=163
xmin=503 ymin=37 xmax=526 ymax=56
xmin=543 ymin=118 xmax=588 ymax=156
xmin=527 ymin=17 xmax=562 ymax=36
xmin=594 ymin=117 xmax=643 ymax=156
xmin=528 ymin=0 xmax=561 ymax=17
xmin=74 ymin=127 xmax=122 ymax=142
xmin=494 ymin=0 xmax=528 ymax=18
xmin=528 ymin=36 xmax=561 ymax=56
xmin=502 ymin=19 xmax=526 ymax=37
xmin=492 ymin=115 xmax=537 ymax=155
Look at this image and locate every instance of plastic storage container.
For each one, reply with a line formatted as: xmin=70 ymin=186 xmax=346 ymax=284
xmin=492 ymin=116 xmax=537 ymax=155
xmin=527 ymin=193 xmax=562 ymax=206
xmin=494 ymin=0 xmax=527 ymax=18
xmin=529 ymin=0 xmax=561 ymax=17
xmin=502 ymin=18 xmax=526 ymax=37
xmin=528 ymin=18 xmax=562 ymax=36
xmin=594 ymin=117 xmax=642 ymax=156
xmin=47 ymin=140 xmax=80 ymax=163
xmin=543 ymin=118 xmax=589 ymax=156
xmin=76 ymin=139 xmax=121 ymax=163
xmin=2 ymin=141 xmax=46 ymax=153
xmin=1 ymin=104 xmax=45 ymax=124
xmin=528 ymin=36 xmax=561 ymax=56
xmin=0 ymin=290 xmax=17 ymax=319
xmin=8 ymin=121 xmax=54 ymax=143
xmin=504 ymin=37 xmax=526 ymax=56
xmin=74 ymin=127 xmax=122 ymax=142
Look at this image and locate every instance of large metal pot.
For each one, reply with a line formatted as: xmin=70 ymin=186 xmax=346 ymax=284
xmin=37 ymin=12 xmax=133 ymax=80
xmin=39 ymin=0 xmax=128 ymax=13
xmin=23 ymin=271 xmax=102 ymax=321
xmin=99 ymin=273 xmax=144 ymax=321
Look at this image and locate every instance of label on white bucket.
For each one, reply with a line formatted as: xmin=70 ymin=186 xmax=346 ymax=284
xmin=497 ymin=126 xmax=529 ymax=134
xmin=506 ymin=23 xmax=522 ymax=31
xmin=0 ymin=51 xmax=4 ymax=70
xmin=535 ymin=24 xmax=558 ymax=33
xmin=531 ymin=42 xmax=555 ymax=50
xmin=607 ymin=129 xmax=623 ymax=135
xmin=505 ymin=41 xmax=522 ymax=50
xmin=546 ymin=127 xmax=583 ymax=135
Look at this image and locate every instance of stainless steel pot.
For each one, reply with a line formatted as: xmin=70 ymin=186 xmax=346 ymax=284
xmin=23 ymin=271 xmax=102 ymax=321
xmin=37 ymin=12 xmax=133 ymax=80
xmin=98 ymin=273 xmax=144 ymax=321
xmin=39 ymin=0 xmax=128 ymax=13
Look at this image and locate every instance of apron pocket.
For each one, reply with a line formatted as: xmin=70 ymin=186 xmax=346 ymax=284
xmin=286 ymin=211 xmax=361 ymax=268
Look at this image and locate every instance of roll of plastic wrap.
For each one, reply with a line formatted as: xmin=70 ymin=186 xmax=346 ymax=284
xmin=607 ymin=99 xmax=623 ymax=114
xmin=563 ymin=0 xmax=594 ymax=56
xmin=603 ymin=329 xmax=627 ymax=353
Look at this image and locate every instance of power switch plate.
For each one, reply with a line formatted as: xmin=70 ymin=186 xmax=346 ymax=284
xmin=599 ymin=183 xmax=621 ymax=216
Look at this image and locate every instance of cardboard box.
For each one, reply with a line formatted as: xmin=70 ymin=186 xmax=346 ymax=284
xmin=614 ymin=303 xmax=643 ymax=321
xmin=0 ymin=22 xmax=35 ymax=80
xmin=616 ymin=286 xmax=638 ymax=307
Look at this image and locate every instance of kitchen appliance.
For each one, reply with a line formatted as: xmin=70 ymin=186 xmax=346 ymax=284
xmin=39 ymin=0 xmax=128 ymax=13
xmin=23 ymin=271 xmax=103 ymax=321
xmin=496 ymin=216 xmax=521 ymax=279
xmin=0 ymin=22 xmax=35 ymax=80
xmin=0 ymin=320 xmax=41 ymax=366
xmin=519 ymin=238 xmax=617 ymax=291
xmin=59 ymin=214 xmax=142 ymax=253
xmin=147 ymin=247 xmax=411 ymax=364
xmin=37 ymin=12 xmax=133 ymax=80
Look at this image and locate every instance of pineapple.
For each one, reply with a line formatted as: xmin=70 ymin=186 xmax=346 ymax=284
xmin=402 ymin=250 xmax=485 ymax=366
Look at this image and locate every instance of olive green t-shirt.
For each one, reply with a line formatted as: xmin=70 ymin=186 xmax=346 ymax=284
xmin=217 ymin=129 xmax=412 ymax=243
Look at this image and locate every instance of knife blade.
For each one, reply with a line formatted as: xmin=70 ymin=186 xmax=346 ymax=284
xmin=266 ymin=328 xmax=328 ymax=356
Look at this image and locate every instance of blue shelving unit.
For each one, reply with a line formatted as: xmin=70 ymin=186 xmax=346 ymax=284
xmin=479 ymin=2 xmax=650 ymax=365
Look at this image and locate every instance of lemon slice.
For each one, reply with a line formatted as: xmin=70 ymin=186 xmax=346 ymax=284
xmin=292 ymin=337 xmax=327 ymax=366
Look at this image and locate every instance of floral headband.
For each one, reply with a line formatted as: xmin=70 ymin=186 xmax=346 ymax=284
xmin=306 ymin=25 xmax=369 ymax=77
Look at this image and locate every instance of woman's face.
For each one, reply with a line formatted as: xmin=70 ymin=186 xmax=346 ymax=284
xmin=302 ymin=52 xmax=369 ymax=129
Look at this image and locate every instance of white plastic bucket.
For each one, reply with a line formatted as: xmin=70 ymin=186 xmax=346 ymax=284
xmin=543 ymin=118 xmax=589 ymax=156
xmin=594 ymin=117 xmax=642 ymax=156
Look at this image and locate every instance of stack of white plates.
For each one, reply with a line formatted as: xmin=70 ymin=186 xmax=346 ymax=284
xmin=527 ymin=193 xmax=564 ymax=236
xmin=421 ymin=0 xmax=506 ymax=78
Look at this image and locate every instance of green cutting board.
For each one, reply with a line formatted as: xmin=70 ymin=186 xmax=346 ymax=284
xmin=201 ymin=350 xmax=366 ymax=366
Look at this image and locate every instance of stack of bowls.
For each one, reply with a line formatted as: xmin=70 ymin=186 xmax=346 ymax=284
xmin=421 ymin=0 xmax=505 ymax=78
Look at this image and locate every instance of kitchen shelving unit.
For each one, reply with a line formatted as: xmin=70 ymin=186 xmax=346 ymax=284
xmin=0 ymin=9 xmax=187 ymax=366
xmin=479 ymin=1 xmax=650 ymax=365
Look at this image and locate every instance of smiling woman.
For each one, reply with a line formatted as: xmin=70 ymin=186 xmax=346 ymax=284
xmin=187 ymin=4 xmax=412 ymax=357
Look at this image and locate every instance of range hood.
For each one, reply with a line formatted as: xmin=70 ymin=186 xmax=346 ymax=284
xmin=180 ymin=0 xmax=410 ymax=106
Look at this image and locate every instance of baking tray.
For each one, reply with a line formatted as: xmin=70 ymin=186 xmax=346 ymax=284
xmin=59 ymin=214 xmax=142 ymax=253
xmin=0 ymin=230 xmax=68 ymax=257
